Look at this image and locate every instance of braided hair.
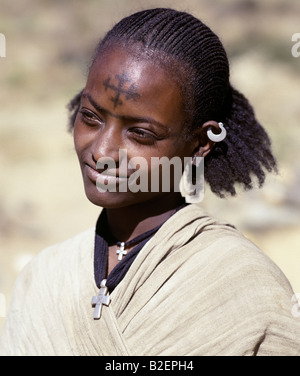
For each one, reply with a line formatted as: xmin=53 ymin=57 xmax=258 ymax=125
xmin=68 ymin=8 xmax=277 ymax=197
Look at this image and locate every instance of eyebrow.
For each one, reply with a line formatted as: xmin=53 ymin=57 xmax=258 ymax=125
xmin=81 ymin=92 xmax=170 ymax=132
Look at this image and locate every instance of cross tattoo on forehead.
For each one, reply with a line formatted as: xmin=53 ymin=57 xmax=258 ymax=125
xmin=103 ymin=73 xmax=141 ymax=109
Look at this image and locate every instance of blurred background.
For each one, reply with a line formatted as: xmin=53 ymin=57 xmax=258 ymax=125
xmin=1 ymin=0 xmax=300 ymax=332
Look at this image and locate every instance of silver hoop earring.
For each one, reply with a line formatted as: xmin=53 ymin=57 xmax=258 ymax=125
xmin=179 ymin=157 xmax=204 ymax=204
xmin=207 ymin=122 xmax=227 ymax=142
xmin=192 ymin=155 xmax=201 ymax=167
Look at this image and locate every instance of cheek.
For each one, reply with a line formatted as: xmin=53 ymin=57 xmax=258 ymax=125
xmin=73 ymin=120 xmax=90 ymax=158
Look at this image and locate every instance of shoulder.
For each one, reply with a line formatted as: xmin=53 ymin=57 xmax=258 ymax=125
xmin=183 ymin=211 xmax=300 ymax=352
xmin=184 ymin=204 xmax=290 ymax=281
xmin=176 ymin=204 xmax=295 ymax=309
xmin=194 ymin=217 xmax=293 ymax=298
xmin=17 ymin=227 xmax=95 ymax=285
xmin=8 ymin=228 xmax=96 ymax=321
xmin=0 ymin=228 xmax=96 ymax=355
xmin=34 ymin=227 xmax=94 ymax=264
xmin=190 ymin=219 xmax=297 ymax=332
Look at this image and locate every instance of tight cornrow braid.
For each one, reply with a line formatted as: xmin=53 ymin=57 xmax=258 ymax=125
xmin=67 ymin=8 xmax=277 ymax=197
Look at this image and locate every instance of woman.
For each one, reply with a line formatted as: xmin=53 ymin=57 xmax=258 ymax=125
xmin=1 ymin=8 xmax=299 ymax=356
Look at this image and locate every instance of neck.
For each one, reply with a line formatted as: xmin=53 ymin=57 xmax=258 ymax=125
xmin=105 ymin=194 xmax=185 ymax=242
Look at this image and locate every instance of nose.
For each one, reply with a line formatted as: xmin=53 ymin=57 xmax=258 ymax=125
xmin=92 ymin=120 xmax=123 ymax=165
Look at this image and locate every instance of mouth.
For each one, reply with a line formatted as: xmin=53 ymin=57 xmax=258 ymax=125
xmin=84 ymin=163 xmax=129 ymax=184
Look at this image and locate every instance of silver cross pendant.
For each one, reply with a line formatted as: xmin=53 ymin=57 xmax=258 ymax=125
xmin=116 ymin=242 xmax=127 ymax=261
xmin=91 ymin=279 xmax=111 ymax=320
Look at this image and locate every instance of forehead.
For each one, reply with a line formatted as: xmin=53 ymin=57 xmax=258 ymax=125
xmin=85 ymin=47 xmax=185 ymax=123
xmin=89 ymin=47 xmax=176 ymax=88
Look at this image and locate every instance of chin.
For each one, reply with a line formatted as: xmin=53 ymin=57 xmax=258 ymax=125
xmin=84 ymin=184 xmax=167 ymax=210
xmin=84 ymin=186 xmax=138 ymax=209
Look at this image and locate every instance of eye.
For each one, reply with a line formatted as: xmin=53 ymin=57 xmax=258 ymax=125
xmin=79 ymin=109 xmax=103 ymax=126
xmin=129 ymin=128 xmax=158 ymax=144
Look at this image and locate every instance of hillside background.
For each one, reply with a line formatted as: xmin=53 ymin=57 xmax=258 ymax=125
xmin=1 ymin=0 xmax=300 ymax=331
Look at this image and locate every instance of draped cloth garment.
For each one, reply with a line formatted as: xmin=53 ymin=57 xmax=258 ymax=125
xmin=1 ymin=204 xmax=300 ymax=356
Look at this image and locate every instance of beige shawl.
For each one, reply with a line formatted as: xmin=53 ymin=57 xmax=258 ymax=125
xmin=1 ymin=204 xmax=300 ymax=356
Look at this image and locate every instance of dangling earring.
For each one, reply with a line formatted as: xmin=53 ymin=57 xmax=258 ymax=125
xmin=207 ymin=122 xmax=227 ymax=142
xmin=179 ymin=156 xmax=204 ymax=204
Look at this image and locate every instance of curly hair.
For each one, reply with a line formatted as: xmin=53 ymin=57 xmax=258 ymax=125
xmin=67 ymin=8 xmax=277 ymax=197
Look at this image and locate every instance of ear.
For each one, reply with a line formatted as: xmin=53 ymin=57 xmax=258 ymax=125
xmin=192 ymin=120 xmax=221 ymax=158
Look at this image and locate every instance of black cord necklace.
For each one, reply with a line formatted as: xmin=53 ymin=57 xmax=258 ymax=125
xmin=94 ymin=204 xmax=188 ymax=293
xmin=94 ymin=210 xmax=163 ymax=292
xmin=115 ymin=225 xmax=162 ymax=260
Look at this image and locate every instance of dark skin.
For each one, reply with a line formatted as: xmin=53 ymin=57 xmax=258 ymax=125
xmin=73 ymin=47 xmax=220 ymax=274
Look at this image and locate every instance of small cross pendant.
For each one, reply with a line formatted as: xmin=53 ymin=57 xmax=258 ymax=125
xmin=91 ymin=279 xmax=111 ymax=320
xmin=116 ymin=242 xmax=127 ymax=261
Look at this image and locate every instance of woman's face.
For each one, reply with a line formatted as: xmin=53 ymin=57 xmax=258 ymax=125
xmin=74 ymin=47 xmax=198 ymax=209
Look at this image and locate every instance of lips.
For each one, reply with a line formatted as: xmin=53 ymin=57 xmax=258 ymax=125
xmin=84 ymin=163 xmax=129 ymax=184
